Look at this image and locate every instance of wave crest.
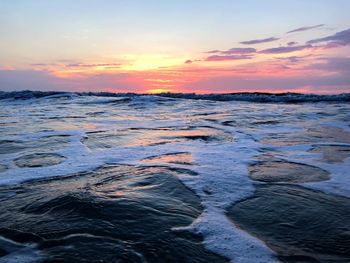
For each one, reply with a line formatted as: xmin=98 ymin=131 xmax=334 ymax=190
xmin=1 ymin=90 xmax=349 ymax=103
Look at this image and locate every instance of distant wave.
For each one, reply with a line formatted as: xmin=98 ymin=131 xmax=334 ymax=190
xmin=1 ymin=90 xmax=350 ymax=103
xmin=157 ymin=92 xmax=350 ymax=103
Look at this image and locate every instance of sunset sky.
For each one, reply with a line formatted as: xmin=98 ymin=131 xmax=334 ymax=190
xmin=1 ymin=0 xmax=350 ymax=94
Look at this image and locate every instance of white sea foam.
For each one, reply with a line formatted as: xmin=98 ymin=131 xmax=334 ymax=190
xmin=171 ymin=132 xmax=278 ymax=263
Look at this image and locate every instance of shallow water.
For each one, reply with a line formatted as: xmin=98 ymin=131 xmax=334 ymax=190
xmin=0 ymin=94 xmax=350 ymax=262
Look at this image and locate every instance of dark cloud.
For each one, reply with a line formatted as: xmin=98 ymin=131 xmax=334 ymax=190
xmin=205 ymin=54 xmax=253 ymax=61
xmin=259 ymin=44 xmax=312 ymax=54
xmin=240 ymin=37 xmax=279 ymax=45
xmin=287 ymin=41 xmax=298 ymax=46
xmin=307 ymin=28 xmax=350 ymax=46
xmin=287 ymin=24 xmax=324 ymax=34
xmin=184 ymin=60 xmax=193 ymax=64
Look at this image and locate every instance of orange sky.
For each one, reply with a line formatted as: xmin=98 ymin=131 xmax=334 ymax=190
xmin=33 ymin=42 xmax=349 ymax=94
xmin=1 ymin=1 xmax=350 ymax=94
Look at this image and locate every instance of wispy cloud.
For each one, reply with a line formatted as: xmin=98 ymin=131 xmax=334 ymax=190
xmin=259 ymin=44 xmax=312 ymax=54
xmin=203 ymin=48 xmax=256 ymax=61
xmin=205 ymin=50 xmax=221 ymax=54
xmin=287 ymin=41 xmax=298 ymax=46
xmin=205 ymin=54 xmax=253 ymax=61
xmin=240 ymin=37 xmax=279 ymax=45
xmin=307 ymin=28 xmax=350 ymax=46
xmin=221 ymin=48 xmax=256 ymax=54
xmin=30 ymin=62 xmax=122 ymax=69
xmin=30 ymin=63 xmax=58 ymax=67
xmin=205 ymin=48 xmax=256 ymax=55
xmin=65 ymin=63 xmax=121 ymax=68
xmin=276 ymin=56 xmax=308 ymax=63
xmin=287 ymin=24 xmax=324 ymax=34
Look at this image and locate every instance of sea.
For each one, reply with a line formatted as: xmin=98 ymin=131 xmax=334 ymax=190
xmin=0 ymin=91 xmax=350 ymax=263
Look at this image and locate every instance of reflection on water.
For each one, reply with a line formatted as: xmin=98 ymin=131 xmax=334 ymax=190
xmin=82 ymin=126 xmax=233 ymax=150
xmin=260 ymin=126 xmax=350 ymax=146
xmin=248 ymin=155 xmax=330 ymax=183
xmin=142 ymin=152 xmax=194 ymax=165
xmin=309 ymin=144 xmax=350 ymax=163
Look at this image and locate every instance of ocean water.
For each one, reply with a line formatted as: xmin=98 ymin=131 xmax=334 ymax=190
xmin=0 ymin=92 xmax=350 ymax=263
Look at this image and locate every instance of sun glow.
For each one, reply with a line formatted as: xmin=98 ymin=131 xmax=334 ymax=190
xmin=146 ymin=88 xmax=172 ymax=94
xmin=120 ymin=54 xmax=185 ymax=71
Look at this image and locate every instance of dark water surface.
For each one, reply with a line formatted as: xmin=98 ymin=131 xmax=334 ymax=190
xmin=228 ymin=184 xmax=350 ymax=262
xmin=0 ymin=165 xmax=227 ymax=263
xmin=0 ymin=93 xmax=350 ymax=262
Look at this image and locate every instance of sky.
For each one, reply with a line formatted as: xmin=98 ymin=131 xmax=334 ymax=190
xmin=1 ymin=0 xmax=350 ymax=94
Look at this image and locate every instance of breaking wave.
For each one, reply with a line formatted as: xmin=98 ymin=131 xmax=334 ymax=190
xmin=1 ymin=90 xmax=349 ymax=103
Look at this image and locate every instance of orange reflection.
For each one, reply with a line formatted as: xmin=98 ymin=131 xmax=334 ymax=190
xmin=142 ymin=152 xmax=193 ymax=165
